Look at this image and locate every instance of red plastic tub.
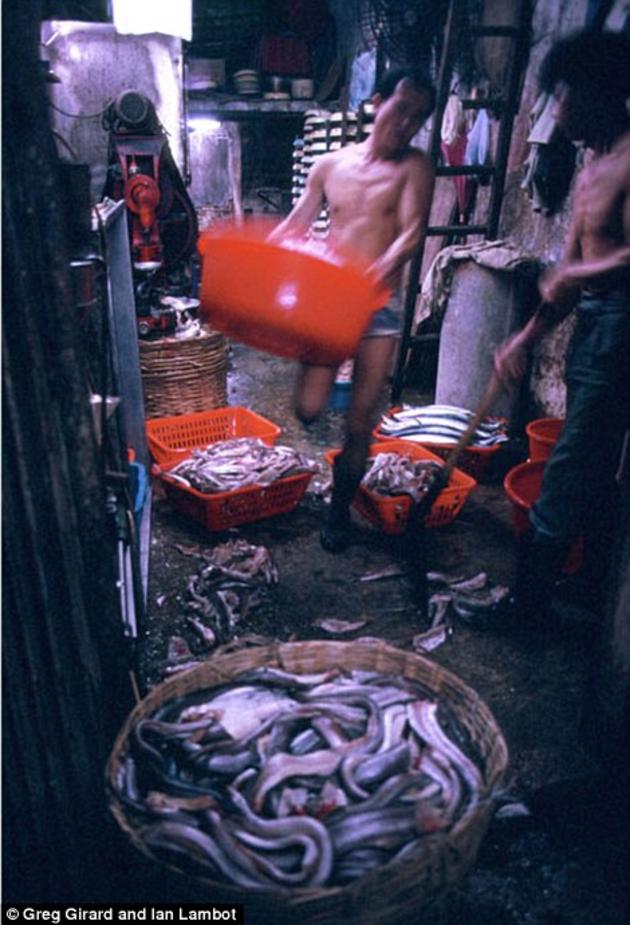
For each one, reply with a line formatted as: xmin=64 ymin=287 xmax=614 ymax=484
xmin=526 ymin=417 xmax=564 ymax=461
xmin=503 ymin=459 xmax=583 ymax=574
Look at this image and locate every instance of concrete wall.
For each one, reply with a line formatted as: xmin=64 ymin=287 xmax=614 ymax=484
xmin=186 ymin=116 xmax=241 ymax=212
xmin=42 ymin=22 xmax=184 ymax=201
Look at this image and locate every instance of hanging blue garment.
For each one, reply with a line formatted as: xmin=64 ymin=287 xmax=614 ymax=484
xmin=465 ymin=109 xmax=490 ymax=166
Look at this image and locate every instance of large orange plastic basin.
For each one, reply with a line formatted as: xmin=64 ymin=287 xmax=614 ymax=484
xmin=198 ymin=228 xmax=389 ymax=366
xmin=503 ymin=459 xmax=583 ymax=574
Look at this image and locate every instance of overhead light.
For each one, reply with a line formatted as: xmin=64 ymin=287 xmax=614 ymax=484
xmin=188 ymin=117 xmax=223 ymax=134
xmin=112 ymin=0 xmax=192 ymax=41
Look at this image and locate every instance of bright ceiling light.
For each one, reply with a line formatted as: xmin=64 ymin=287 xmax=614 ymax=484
xmin=112 ymin=0 xmax=192 ymax=41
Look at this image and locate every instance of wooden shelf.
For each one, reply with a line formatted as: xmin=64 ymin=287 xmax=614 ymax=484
xmin=187 ymin=95 xmax=339 ymax=119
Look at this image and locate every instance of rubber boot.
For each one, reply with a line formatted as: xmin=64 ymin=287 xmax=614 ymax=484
xmin=509 ymin=529 xmax=569 ymax=631
xmin=472 ymin=530 xmax=568 ymax=633
xmin=554 ymin=529 xmax=611 ymax=620
xmin=320 ymin=456 xmax=363 ymax=553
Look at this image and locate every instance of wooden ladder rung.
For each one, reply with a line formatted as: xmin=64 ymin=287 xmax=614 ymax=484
xmin=461 ymin=98 xmax=505 ymax=113
xmin=426 ymin=224 xmax=488 ymax=236
xmin=436 ymin=165 xmax=495 ymax=177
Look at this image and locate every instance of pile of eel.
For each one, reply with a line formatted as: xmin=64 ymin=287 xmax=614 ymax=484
xmin=113 ymin=666 xmax=489 ymax=891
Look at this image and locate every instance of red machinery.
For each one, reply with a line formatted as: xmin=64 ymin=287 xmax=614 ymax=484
xmin=102 ymin=90 xmax=198 ymax=336
xmin=125 ymin=168 xmax=162 ymax=268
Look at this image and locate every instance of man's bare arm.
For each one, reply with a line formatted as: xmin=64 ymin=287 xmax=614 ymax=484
xmin=367 ymin=153 xmax=435 ymax=288
xmin=267 ymin=157 xmax=328 ymax=243
xmin=540 ymin=165 xmax=630 ymax=304
xmin=494 ymin=205 xmax=583 ymax=383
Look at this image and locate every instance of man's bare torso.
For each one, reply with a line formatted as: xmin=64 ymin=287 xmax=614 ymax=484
xmin=319 ymin=142 xmax=427 ymax=273
xmin=573 ymin=132 xmax=630 ymax=265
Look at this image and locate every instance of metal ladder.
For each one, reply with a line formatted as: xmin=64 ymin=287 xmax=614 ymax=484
xmin=390 ymin=0 xmax=532 ymax=403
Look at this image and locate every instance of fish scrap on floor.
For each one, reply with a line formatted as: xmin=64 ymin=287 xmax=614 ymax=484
xmin=412 ymin=624 xmax=452 ymax=653
xmin=427 ymin=571 xmax=511 ymax=629
xmin=112 ymin=666 xmax=495 ymax=891
xmin=166 ymin=437 xmax=318 ymax=494
xmin=377 ymin=404 xmax=509 ymax=446
xmin=358 ymin=564 xmax=405 ymax=582
xmin=184 ymin=540 xmax=278 ymax=646
xmin=314 ymin=618 xmax=368 ymax=636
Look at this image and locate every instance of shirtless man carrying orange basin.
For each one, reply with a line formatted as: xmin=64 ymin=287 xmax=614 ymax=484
xmin=270 ymin=66 xmax=436 ymax=551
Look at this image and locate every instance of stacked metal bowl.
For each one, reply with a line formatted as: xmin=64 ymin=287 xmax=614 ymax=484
xmin=233 ymin=69 xmax=260 ymax=96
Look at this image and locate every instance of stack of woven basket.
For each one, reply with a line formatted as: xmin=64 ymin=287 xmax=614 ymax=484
xmin=139 ymin=324 xmax=228 ymax=419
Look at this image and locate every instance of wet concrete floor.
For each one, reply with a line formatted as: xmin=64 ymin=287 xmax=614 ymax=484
xmin=139 ymin=344 xmax=627 ymax=924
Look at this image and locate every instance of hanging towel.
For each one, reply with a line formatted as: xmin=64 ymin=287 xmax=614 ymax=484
xmin=415 ymin=240 xmax=540 ymax=326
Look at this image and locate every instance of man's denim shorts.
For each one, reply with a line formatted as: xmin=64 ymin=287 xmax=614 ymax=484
xmin=364 ymin=290 xmax=404 ymax=338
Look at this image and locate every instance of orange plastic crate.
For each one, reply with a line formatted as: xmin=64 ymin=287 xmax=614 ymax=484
xmin=159 ymin=469 xmax=313 ymax=532
xmin=408 ymin=441 xmax=500 ymax=481
xmin=146 ymin=407 xmax=281 ymax=467
xmin=372 ymin=408 xmax=506 ymax=480
xmin=325 ymin=440 xmax=476 ymax=535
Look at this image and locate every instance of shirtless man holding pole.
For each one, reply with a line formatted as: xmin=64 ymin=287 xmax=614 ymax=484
xmin=495 ymin=29 xmax=630 ymax=622
xmin=270 ymin=66 xmax=435 ymax=551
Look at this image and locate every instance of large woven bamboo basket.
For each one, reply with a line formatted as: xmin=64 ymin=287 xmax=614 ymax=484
xmin=140 ymin=324 xmax=228 ymax=419
xmin=107 ymin=641 xmax=508 ymax=924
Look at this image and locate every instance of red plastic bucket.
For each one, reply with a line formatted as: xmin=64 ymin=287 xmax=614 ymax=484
xmin=525 ymin=417 xmax=564 ymax=461
xmin=503 ymin=459 xmax=583 ymax=574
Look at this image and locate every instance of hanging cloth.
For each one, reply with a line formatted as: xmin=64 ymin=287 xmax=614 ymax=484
xmin=441 ymin=93 xmax=465 ymax=146
xmin=521 ymin=92 xmax=577 ymax=215
xmin=440 ymin=94 xmax=474 ymax=216
xmin=465 ymin=109 xmax=490 ymax=167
